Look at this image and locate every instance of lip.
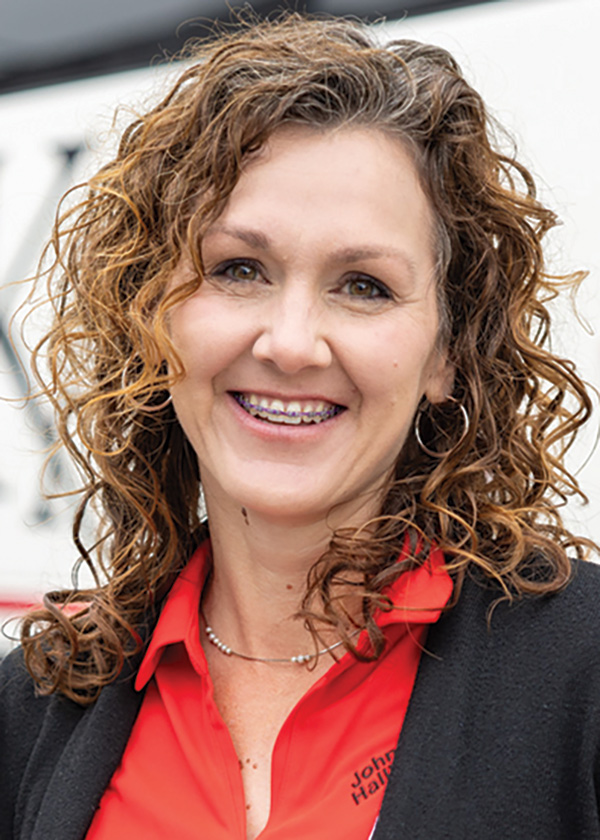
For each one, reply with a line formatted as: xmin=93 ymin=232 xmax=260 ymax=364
xmin=228 ymin=388 xmax=349 ymax=406
xmin=225 ymin=391 xmax=347 ymax=440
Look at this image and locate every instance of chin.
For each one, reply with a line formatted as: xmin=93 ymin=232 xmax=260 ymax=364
xmin=240 ymin=487 xmax=330 ymax=525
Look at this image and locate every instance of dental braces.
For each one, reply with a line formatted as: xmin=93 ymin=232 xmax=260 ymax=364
xmin=235 ymin=393 xmax=340 ymax=420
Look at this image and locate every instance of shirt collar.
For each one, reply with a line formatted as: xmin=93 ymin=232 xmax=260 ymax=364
xmin=135 ymin=537 xmax=452 ymax=690
xmin=135 ymin=540 xmax=211 ymax=690
xmin=376 ymin=541 xmax=453 ymax=628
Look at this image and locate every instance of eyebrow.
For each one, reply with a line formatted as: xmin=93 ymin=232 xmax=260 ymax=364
xmin=204 ymin=224 xmax=418 ymax=281
xmin=333 ymin=245 xmax=417 ymax=279
xmin=204 ymin=224 xmax=269 ymax=251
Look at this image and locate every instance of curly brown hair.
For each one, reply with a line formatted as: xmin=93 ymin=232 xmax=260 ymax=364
xmin=20 ymin=12 xmax=596 ymax=703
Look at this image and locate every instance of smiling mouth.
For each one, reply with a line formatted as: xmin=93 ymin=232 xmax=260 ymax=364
xmin=232 ymin=392 xmax=345 ymax=425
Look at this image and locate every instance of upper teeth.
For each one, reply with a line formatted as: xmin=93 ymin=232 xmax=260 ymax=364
xmin=236 ymin=393 xmax=339 ymax=425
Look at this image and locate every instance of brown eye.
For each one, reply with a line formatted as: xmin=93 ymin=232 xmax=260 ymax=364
xmin=344 ymin=276 xmax=390 ymax=299
xmin=209 ymin=259 xmax=265 ymax=284
xmin=227 ymin=262 xmax=259 ymax=282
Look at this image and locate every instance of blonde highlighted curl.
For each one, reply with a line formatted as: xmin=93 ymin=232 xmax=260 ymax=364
xmin=19 ymin=12 xmax=597 ymax=703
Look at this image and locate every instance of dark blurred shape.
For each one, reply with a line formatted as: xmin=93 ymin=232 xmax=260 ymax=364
xmin=1 ymin=0 xmax=499 ymax=95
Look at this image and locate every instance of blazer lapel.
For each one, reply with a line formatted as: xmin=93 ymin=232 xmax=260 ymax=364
xmin=25 ymin=668 xmax=145 ymax=840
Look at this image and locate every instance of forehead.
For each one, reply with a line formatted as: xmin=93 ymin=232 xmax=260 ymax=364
xmin=207 ymin=125 xmax=437 ymax=276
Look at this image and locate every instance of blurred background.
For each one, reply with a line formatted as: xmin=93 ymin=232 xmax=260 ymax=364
xmin=1 ymin=0 xmax=599 ymax=653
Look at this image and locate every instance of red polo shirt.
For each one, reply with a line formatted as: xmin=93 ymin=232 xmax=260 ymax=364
xmin=87 ymin=540 xmax=452 ymax=840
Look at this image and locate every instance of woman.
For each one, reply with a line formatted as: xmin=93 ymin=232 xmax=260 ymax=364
xmin=2 ymin=13 xmax=599 ymax=840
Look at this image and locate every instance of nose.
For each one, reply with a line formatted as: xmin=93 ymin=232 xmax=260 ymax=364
xmin=252 ymin=284 xmax=332 ymax=374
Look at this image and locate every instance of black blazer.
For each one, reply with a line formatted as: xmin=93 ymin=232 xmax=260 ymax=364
xmin=2 ymin=561 xmax=600 ymax=839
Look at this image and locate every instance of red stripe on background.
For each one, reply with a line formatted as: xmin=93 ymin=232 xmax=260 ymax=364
xmin=0 ymin=599 xmax=38 ymax=611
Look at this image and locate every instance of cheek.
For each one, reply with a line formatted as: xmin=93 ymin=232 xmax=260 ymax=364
xmin=170 ymin=299 xmax=249 ymax=377
xmin=343 ymin=326 xmax=435 ymax=403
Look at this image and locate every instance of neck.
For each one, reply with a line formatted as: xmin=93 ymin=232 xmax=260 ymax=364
xmin=200 ymin=486 xmax=378 ymax=660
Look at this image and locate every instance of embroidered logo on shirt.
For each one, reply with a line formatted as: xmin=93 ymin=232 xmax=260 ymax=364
xmin=350 ymin=749 xmax=395 ymax=805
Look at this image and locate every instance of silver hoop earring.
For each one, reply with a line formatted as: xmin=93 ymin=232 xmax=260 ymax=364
xmin=414 ymin=397 xmax=470 ymax=458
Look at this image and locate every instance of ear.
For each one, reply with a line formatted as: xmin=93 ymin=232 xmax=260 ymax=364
xmin=424 ymin=351 xmax=455 ymax=405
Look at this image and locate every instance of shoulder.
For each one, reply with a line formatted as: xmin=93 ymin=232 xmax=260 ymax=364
xmin=552 ymin=556 xmax=600 ymax=618
xmin=377 ymin=563 xmax=600 ymax=840
xmin=537 ymin=559 xmax=600 ymax=646
xmin=0 ymin=645 xmax=84 ymax=718
xmin=424 ymin=557 xmax=600 ymax=698
xmin=0 ymin=648 xmax=76 ymax=836
xmin=384 ymin=561 xmax=600 ymax=837
xmin=0 ymin=645 xmax=144 ymax=838
xmin=0 ymin=646 xmax=84 ymax=758
xmin=460 ymin=557 xmax=600 ymax=646
xmin=0 ymin=647 xmax=55 ymax=732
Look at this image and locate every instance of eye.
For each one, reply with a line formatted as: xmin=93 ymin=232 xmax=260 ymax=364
xmin=211 ymin=259 xmax=264 ymax=283
xmin=342 ymin=275 xmax=392 ymax=300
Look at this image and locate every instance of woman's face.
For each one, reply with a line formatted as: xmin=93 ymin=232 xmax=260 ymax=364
xmin=169 ymin=126 xmax=453 ymax=525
